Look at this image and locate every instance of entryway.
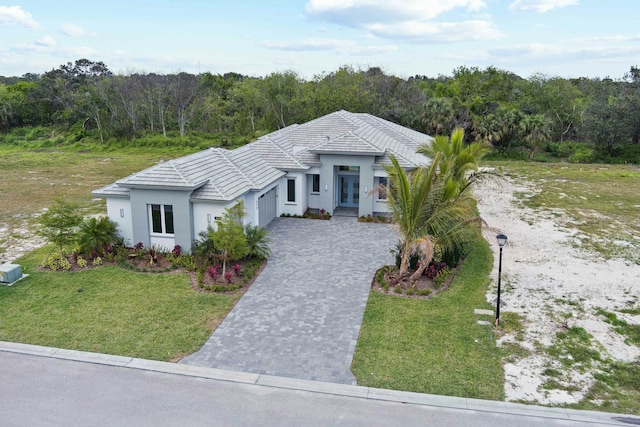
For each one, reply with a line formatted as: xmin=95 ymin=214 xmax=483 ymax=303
xmin=338 ymin=174 xmax=359 ymax=208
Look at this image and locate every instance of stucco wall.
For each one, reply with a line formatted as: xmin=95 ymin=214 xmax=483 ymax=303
xmin=317 ymin=154 xmax=376 ymax=217
xmin=105 ymin=197 xmax=133 ymax=245
xmin=192 ymin=200 xmax=235 ymax=236
xmin=129 ymin=188 xmax=194 ymax=251
xmin=280 ymin=172 xmax=306 ymax=216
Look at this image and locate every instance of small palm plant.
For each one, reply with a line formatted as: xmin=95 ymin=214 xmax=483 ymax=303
xmin=77 ymin=216 xmax=118 ymax=257
xmin=244 ymin=224 xmax=271 ymax=259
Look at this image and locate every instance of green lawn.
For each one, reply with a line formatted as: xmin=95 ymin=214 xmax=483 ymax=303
xmin=352 ymin=237 xmax=505 ymax=400
xmin=0 ymin=247 xmax=240 ymax=361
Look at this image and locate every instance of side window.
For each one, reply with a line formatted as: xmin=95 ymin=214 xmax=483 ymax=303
xmin=312 ymin=174 xmax=320 ymax=193
xmin=378 ymin=177 xmax=388 ymax=200
xmin=150 ymin=204 xmax=175 ymax=234
xmin=287 ymin=179 xmax=296 ymax=203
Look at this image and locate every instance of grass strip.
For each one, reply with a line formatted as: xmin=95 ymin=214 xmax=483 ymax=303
xmin=351 ymin=236 xmax=505 ymax=400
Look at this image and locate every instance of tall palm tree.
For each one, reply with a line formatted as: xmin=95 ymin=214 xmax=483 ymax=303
xmin=521 ymin=114 xmax=552 ymax=159
xmin=382 ymin=154 xmax=481 ymax=282
xmin=420 ymin=97 xmax=454 ymax=136
xmin=418 ymin=127 xmax=490 ymax=194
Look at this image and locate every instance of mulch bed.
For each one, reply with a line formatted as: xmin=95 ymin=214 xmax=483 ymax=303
xmin=188 ymin=258 xmax=267 ymax=294
xmin=371 ymin=265 xmax=458 ymax=299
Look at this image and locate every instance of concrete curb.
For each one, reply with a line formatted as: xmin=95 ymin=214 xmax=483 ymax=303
xmin=0 ymin=341 xmax=634 ymax=426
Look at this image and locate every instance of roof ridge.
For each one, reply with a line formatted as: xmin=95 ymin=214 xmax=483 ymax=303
xmin=337 ymin=110 xmax=361 ymax=127
xmin=257 ymin=138 xmax=305 ymax=169
xmin=362 ymin=114 xmax=421 ymax=143
xmin=218 ymin=148 xmax=255 ymax=187
xmin=169 ymin=160 xmax=191 ymax=186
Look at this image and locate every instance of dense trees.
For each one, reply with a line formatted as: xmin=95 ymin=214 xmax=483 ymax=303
xmin=1 ymin=59 xmax=639 ymax=161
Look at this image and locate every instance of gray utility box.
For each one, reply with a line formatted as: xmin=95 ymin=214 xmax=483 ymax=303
xmin=0 ymin=264 xmax=22 ymax=284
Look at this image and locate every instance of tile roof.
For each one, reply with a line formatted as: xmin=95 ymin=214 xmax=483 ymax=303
xmin=94 ymin=111 xmax=432 ymax=202
xmin=98 ymin=147 xmax=284 ymax=202
xmin=251 ymin=110 xmax=431 ymax=169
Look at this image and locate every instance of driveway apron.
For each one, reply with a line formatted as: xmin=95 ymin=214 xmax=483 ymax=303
xmin=180 ymin=216 xmax=396 ymax=385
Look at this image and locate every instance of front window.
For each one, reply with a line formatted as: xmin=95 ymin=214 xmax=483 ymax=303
xmin=312 ymin=174 xmax=320 ymax=193
xmin=287 ymin=179 xmax=296 ymax=203
xmin=378 ymin=177 xmax=388 ymax=200
xmin=150 ymin=204 xmax=175 ymax=234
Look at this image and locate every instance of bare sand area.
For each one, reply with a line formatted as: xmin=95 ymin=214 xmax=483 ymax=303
xmin=477 ymin=177 xmax=639 ymax=405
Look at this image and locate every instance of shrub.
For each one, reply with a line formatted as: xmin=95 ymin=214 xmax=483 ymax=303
xmin=417 ymin=289 xmax=432 ymax=296
xmin=171 ymin=245 xmax=182 ymax=256
xmin=393 ymin=243 xmax=420 ymax=270
xmin=77 ymin=216 xmax=119 ymax=257
xmin=244 ymin=224 xmax=271 ymax=259
xmin=92 ymin=256 xmax=103 ymax=266
xmin=59 ymin=257 xmax=72 ymax=271
xmin=433 ymin=268 xmax=451 ymax=289
xmin=208 ymin=265 xmax=219 ymax=279
xmin=233 ymin=264 xmax=241 ymax=276
xmin=41 ymin=253 xmax=71 ymax=271
xmin=425 ymin=261 xmax=448 ymax=279
xmin=568 ymin=148 xmax=596 ymax=164
xmin=224 ymin=271 xmax=233 ymax=283
xmin=394 ymin=285 xmax=402 ymax=294
xmin=77 ymin=257 xmax=88 ymax=268
xmin=197 ymin=270 xmax=204 ymax=285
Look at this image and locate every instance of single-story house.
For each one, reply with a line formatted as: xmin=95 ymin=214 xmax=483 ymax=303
xmin=93 ymin=110 xmax=432 ymax=251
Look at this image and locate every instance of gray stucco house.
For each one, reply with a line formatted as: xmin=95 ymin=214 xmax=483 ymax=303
xmin=93 ymin=110 xmax=432 ymax=251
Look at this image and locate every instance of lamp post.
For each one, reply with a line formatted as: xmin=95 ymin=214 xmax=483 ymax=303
xmin=495 ymin=233 xmax=508 ymax=326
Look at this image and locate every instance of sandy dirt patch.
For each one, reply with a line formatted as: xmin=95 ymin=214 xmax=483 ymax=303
xmin=477 ymin=176 xmax=640 ymax=405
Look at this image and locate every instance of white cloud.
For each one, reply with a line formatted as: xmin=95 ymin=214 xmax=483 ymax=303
xmin=35 ymin=35 xmax=56 ymax=47
xmin=0 ymin=5 xmax=40 ymax=29
xmin=304 ymin=0 xmax=499 ymax=43
xmin=488 ymin=38 xmax=640 ymax=63
xmin=305 ymin=0 xmax=486 ymax=25
xmin=369 ymin=20 xmax=503 ymax=42
xmin=60 ymin=23 xmax=87 ymax=37
xmin=508 ymin=0 xmax=579 ymax=13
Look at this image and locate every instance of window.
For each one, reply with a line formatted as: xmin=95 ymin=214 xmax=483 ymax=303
xmin=287 ymin=179 xmax=296 ymax=203
xmin=312 ymin=174 xmax=320 ymax=193
xmin=377 ymin=177 xmax=388 ymax=200
xmin=150 ymin=204 xmax=174 ymax=234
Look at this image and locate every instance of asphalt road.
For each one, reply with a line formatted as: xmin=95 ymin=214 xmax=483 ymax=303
xmin=0 ymin=350 xmax=631 ymax=427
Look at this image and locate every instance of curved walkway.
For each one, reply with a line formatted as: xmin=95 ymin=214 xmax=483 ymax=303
xmin=180 ymin=216 xmax=396 ymax=384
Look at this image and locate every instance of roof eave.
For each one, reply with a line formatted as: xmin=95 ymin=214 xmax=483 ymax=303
xmin=310 ymin=150 xmax=384 ymax=156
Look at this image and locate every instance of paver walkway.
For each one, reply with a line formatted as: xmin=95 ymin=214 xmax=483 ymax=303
xmin=180 ymin=216 xmax=396 ymax=384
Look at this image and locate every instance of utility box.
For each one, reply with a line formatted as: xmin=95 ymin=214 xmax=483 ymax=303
xmin=0 ymin=263 xmax=22 ymax=284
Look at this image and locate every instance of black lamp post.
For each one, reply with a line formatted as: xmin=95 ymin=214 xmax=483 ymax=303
xmin=495 ymin=233 xmax=508 ymax=325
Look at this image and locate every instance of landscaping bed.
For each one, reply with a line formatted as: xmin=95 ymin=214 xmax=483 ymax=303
xmin=371 ymin=262 xmax=456 ymax=299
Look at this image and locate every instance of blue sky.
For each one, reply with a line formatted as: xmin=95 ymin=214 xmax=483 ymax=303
xmin=1 ymin=0 xmax=639 ymax=79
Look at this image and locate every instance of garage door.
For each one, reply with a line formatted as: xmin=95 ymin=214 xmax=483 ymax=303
xmin=258 ymin=186 xmax=277 ymax=227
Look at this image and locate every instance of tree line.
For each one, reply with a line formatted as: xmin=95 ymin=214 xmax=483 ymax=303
xmin=1 ymin=59 xmax=639 ymax=161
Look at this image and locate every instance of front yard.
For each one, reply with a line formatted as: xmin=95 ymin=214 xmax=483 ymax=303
xmin=352 ymin=237 xmax=505 ymax=400
xmin=0 ymin=247 xmax=241 ymax=361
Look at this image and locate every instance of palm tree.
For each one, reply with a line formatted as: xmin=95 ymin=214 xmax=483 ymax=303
xmin=77 ymin=216 xmax=118 ymax=256
xmin=382 ymin=154 xmax=481 ymax=282
xmin=521 ymin=114 xmax=552 ymax=159
xmin=244 ymin=224 xmax=271 ymax=259
xmin=420 ymin=97 xmax=454 ymax=136
xmin=418 ymin=127 xmax=490 ymax=193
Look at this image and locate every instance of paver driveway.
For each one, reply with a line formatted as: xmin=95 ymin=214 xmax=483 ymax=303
xmin=180 ymin=216 xmax=396 ymax=384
